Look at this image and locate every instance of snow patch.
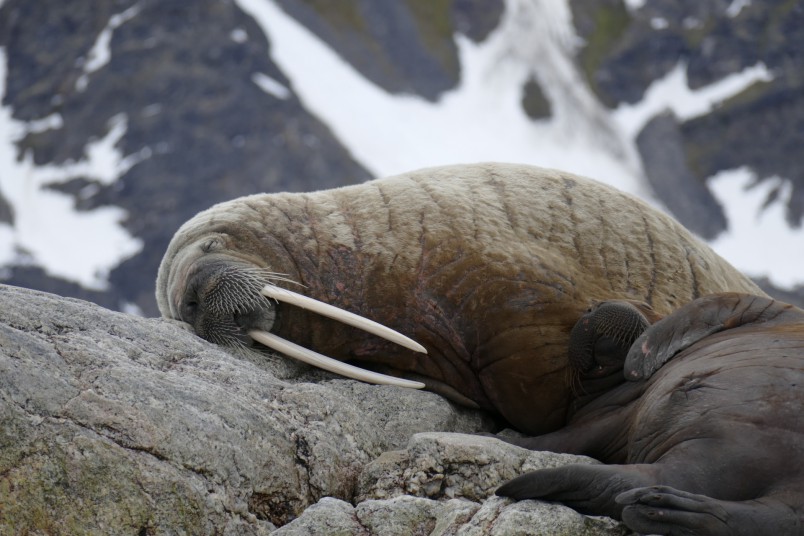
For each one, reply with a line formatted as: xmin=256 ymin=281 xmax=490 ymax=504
xmin=709 ymin=168 xmax=802 ymax=288
xmin=231 ymin=28 xmax=249 ymax=43
xmin=121 ymin=300 xmax=144 ymax=316
xmin=22 ymin=113 xmax=64 ymax=135
xmin=252 ymin=72 xmax=291 ymax=99
xmin=623 ymin=0 xmax=646 ymax=11
xmin=235 ymin=0 xmax=647 ymax=197
xmin=612 ymin=61 xmax=773 ymax=140
xmin=76 ymin=4 xmax=141 ymax=92
xmin=726 ymin=0 xmax=752 ymax=17
xmin=0 ymin=49 xmax=143 ymax=290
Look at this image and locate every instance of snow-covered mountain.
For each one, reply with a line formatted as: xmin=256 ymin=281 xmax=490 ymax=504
xmin=0 ymin=0 xmax=802 ymax=315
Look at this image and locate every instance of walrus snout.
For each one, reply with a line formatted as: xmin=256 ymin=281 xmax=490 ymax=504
xmin=177 ymin=255 xmax=427 ymax=389
xmin=173 ymin=256 xmax=273 ymax=342
xmin=568 ymin=300 xmax=660 ymax=379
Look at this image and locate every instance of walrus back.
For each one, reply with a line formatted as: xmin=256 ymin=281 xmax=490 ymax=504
xmin=156 ymin=162 xmax=764 ymax=434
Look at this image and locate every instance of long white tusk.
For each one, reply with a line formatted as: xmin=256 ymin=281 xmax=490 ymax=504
xmin=260 ymin=285 xmax=427 ymax=354
xmin=249 ymin=329 xmax=425 ymax=389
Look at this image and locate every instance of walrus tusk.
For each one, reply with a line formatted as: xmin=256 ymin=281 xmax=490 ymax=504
xmin=248 ymin=329 xmax=426 ymax=389
xmin=260 ymin=285 xmax=427 ymax=354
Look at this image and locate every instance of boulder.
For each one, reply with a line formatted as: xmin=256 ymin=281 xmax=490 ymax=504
xmin=0 ymin=284 xmax=628 ymax=534
xmin=0 ymin=284 xmax=489 ymax=533
xmin=279 ymin=433 xmax=630 ymax=536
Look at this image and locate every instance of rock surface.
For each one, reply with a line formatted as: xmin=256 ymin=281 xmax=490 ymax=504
xmin=278 ymin=433 xmax=630 ymax=535
xmin=0 ymin=283 xmax=630 ymax=534
xmin=0 ymin=284 xmax=494 ymax=533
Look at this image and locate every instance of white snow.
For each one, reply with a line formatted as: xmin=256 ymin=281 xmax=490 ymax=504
xmin=623 ymin=0 xmax=646 ymax=11
xmin=235 ymin=0 xmax=647 ymax=195
xmin=76 ymin=4 xmax=141 ymax=92
xmin=709 ymin=168 xmax=803 ymax=288
xmin=252 ymin=72 xmax=291 ymax=99
xmin=231 ymin=28 xmax=249 ymax=43
xmin=727 ymin=0 xmax=752 ymax=17
xmin=21 ymin=112 xmax=63 ymax=135
xmin=0 ymin=49 xmax=143 ymax=290
xmin=612 ymin=61 xmax=773 ymax=140
xmin=607 ymin=59 xmax=800 ymax=287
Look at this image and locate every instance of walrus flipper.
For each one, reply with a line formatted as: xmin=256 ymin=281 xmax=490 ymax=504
xmin=624 ymin=293 xmax=799 ymax=380
xmin=495 ymin=463 xmax=657 ymax=518
xmin=618 ymin=486 xmax=804 ymax=536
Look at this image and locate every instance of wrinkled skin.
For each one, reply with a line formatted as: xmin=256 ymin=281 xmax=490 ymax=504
xmin=497 ymin=293 xmax=804 ymax=535
xmin=156 ymin=163 xmax=764 ymax=435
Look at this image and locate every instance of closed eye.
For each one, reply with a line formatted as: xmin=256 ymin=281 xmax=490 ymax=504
xmin=182 ymin=300 xmax=199 ymax=321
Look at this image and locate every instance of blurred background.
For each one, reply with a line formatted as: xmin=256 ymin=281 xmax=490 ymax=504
xmin=0 ymin=0 xmax=802 ymax=317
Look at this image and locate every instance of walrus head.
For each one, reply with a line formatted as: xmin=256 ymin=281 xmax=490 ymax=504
xmin=566 ymin=299 xmax=662 ymax=409
xmin=157 ymin=232 xmax=427 ymax=389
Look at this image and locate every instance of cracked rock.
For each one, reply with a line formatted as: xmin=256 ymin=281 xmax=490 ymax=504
xmin=279 ymin=433 xmax=630 ymax=535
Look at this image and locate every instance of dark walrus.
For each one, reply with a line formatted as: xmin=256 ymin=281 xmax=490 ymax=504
xmin=496 ymin=292 xmax=804 ymax=535
xmin=156 ymin=163 xmax=764 ymax=435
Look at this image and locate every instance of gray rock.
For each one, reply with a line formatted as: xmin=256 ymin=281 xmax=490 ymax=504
xmin=273 ymin=0 xmax=504 ymax=102
xmin=571 ymin=0 xmax=804 ymax=227
xmin=0 ymin=284 xmax=491 ymax=533
xmin=357 ymin=432 xmax=598 ymax=503
xmin=281 ymin=433 xmax=630 ymax=535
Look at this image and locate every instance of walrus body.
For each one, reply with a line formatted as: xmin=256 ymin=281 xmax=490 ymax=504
xmin=497 ymin=293 xmax=804 ymax=535
xmin=156 ymin=163 xmax=763 ymax=434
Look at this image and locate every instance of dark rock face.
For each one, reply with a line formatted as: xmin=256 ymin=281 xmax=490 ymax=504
xmin=636 ymin=112 xmax=727 ymax=240
xmin=274 ymin=0 xmax=504 ymax=101
xmin=572 ymin=0 xmax=804 ymax=231
xmin=0 ymin=0 xmax=373 ymax=315
xmin=521 ymin=76 xmax=552 ymax=120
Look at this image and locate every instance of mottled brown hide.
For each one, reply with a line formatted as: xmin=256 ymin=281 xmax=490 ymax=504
xmin=156 ymin=163 xmax=763 ymax=434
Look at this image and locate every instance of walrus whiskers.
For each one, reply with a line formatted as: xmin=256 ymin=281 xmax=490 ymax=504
xmin=248 ymin=329 xmax=425 ymax=389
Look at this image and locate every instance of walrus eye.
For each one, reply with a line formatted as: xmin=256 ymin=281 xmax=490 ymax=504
xmin=201 ymin=238 xmax=220 ymax=253
xmin=247 ymin=284 xmax=429 ymax=390
xmin=182 ymin=300 xmax=199 ymax=322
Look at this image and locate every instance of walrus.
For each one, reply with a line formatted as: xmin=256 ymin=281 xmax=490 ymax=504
xmin=155 ymin=162 xmax=764 ymax=435
xmin=496 ymin=292 xmax=804 ymax=535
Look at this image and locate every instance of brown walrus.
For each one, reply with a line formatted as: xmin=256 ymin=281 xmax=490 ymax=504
xmin=155 ymin=162 xmax=764 ymax=435
xmin=496 ymin=293 xmax=804 ymax=535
